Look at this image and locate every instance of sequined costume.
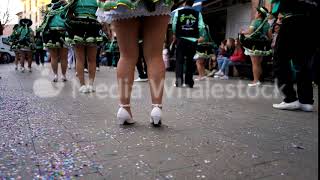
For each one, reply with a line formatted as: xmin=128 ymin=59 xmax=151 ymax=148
xmin=12 ymin=19 xmax=34 ymax=51
xmin=64 ymin=0 xmax=103 ymax=45
xmin=240 ymin=7 xmax=272 ymax=56
xmin=96 ymin=0 xmax=174 ymax=23
xmin=38 ymin=0 xmax=69 ymax=48
xmin=194 ymin=26 xmax=216 ymax=60
xmin=8 ymin=24 xmax=21 ymax=51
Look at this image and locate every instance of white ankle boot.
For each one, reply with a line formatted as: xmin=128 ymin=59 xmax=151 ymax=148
xmin=150 ymin=104 xmax=162 ymax=126
xmin=117 ymin=104 xmax=135 ymax=125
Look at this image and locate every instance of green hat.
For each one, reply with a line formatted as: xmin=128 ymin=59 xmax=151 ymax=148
xmin=256 ymin=6 xmax=269 ymax=16
xmin=19 ymin=19 xmax=33 ymax=27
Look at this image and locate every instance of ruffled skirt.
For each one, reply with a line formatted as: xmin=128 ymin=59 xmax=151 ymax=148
xmin=96 ymin=0 xmax=173 ymax=24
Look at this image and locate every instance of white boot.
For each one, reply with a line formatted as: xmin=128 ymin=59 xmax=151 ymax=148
xmin=150 ymin=104 xmax=162 ymax=126
xmin=117 ymin=104 xmax=135 ymax=125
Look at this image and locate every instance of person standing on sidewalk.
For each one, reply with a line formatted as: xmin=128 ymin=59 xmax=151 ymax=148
xmin=172 ymin=0 xmax=205 ymax=88
xmin=271 ymin=0 xmax=319 ymax=112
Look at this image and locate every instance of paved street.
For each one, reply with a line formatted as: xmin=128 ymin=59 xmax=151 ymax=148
xmin=0 ymin=64 xmax=318 ymax=180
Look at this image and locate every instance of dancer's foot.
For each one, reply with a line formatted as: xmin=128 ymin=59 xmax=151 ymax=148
xmin=150 ymin=104 xmax=162 ymax=127
xmin=117 ymin=104 xmax=135 ymax=125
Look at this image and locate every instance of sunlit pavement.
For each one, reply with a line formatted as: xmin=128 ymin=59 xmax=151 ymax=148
xmin=0 ymin=63 xmax=318 ymax=179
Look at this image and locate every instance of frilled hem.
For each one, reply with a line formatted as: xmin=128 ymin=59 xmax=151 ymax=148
xmin=97 ymin=0 xmax=173 ymax=11
xmin=193 ymin=52 xmax=214 ymax=60
xmin=96 ymin=1 xmax=172 ymax=23
xmin=244 ymin=47 xmax=272 ymax=56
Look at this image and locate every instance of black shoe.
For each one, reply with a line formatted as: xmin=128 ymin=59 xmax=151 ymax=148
xmin=185 ymin=83 xmax=193 ymax=88
xmin=174 ymin=82 xmax=182 ymax=87
xmin=185 ymin=81 xmax=194 ymax=88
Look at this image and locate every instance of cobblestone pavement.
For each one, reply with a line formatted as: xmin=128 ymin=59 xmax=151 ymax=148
xmin=0 ymin=64 xmax=318 ymax=180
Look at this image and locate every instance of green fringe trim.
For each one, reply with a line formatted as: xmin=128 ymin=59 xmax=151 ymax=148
xmin=195 ymin=51 xmax=214 ymax=59
xmin=65 ymin=36 xmax=103 ymax=46
xmin=244 ymin=47 xmax=273 ymax=56
xmin=98 ymin=0 xmax=173 ymax=11
xmin=38 ymin=5 xmax=70 ymax=33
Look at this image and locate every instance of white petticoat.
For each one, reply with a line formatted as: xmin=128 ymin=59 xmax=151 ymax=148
xmin=96 ymin=3 xmax=172 ymax=24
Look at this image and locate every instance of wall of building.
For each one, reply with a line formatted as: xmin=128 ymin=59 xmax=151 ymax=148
xmin=20 ymin=0 xmax=51 ymax=30
xmin=226 ymin=3 xmax=251 ymax=39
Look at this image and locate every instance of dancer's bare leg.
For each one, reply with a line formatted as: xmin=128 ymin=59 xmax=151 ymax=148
xmin=142 ymin=15 xmax=170 ymax=105
xmin=113 ymin=19 xmax=140 ymax=116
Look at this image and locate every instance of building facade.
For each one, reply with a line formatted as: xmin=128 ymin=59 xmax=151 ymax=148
xmin=19 ymin=0 xmax=51 ymax=30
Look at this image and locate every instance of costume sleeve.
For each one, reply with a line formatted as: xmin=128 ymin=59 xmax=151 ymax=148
xmin=172 ymin=11 xmax=178 ymax=34
xmin=250 ymin=20 xmax=257 ymax=30
xmin=198 ymin=13 xmax=206 ymax=38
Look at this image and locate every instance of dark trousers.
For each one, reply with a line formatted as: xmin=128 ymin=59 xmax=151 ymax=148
xmin=175 ymin=38 xmax=196 ymax=86
xmin=136 ymin=43 xmax=148 ymax=79
xmin=35 ymin=49 xmax=45 ymax=65
xmin=273 ymin=15 xmax=316 ymax=104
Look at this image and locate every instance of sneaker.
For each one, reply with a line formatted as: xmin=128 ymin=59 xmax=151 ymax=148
xmin=248 ymin=81 xmax=261 ymax=87
xmin=79 ymin=85 xmax=89 ymax=93
xmin=215 ymin=71 xmax=224 ymax=76
xmin=20 ymin=67 xmax=25 ymax=73
xmin=68 ymin=65 xmax=72 ymax=70
xmin=134 ymin=77 xmax=148 ymax=82
xmin=220 ymin=75 xmax=229 ymax=80
xmin=207 ymin=70 xmax=217 ymax=77
xmin=214 ymin=75 xmax=220 ymax=79
xmin=300 ymin=103 xmax=313 ymax=112
xmin=96 ymin=67 xmax=100 ymax=72
xmin=84 ymin=68 xmax=88 ymax=73
xmin=15 ymin=66 xmax=18 ymax=70
xmin=272 ymin=100 xmax=300 ymax=111
xmin=28 ymin=67 xmax=32 ymax=72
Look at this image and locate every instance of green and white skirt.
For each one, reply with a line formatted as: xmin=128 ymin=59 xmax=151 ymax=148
xmin=96 ymin=0 xmax=173 ymax=24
